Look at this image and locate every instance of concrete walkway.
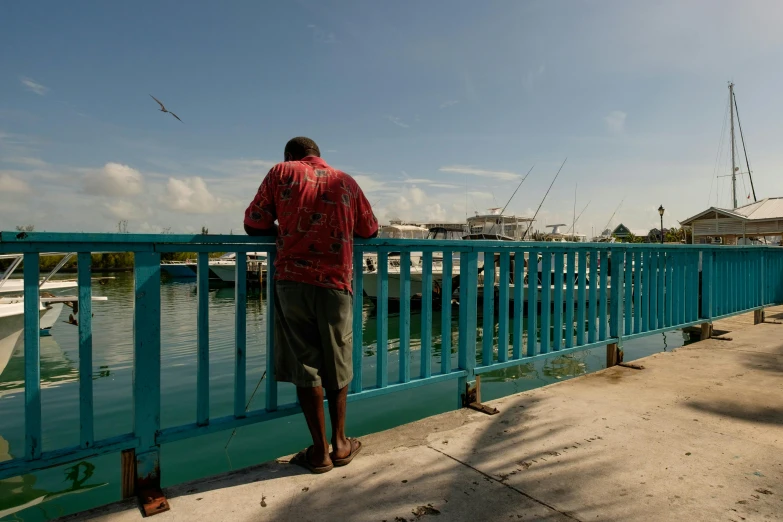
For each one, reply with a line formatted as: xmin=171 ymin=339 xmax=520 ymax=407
xmin=62 ymin=312 xmax=783 ymax=522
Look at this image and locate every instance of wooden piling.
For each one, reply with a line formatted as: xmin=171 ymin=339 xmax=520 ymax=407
xmin=754 ymin=309 xmax=764 ymax=325
xmin=606 ymin=343 xmax=620 ymax=367
xmin=120 ymin=449 xmax=136 ymax=499
xmin=700 ymin=323 xmax=712 ymax=341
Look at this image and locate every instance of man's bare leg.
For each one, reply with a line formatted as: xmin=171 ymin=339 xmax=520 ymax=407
xmin=326 ymin=385 xmax=357 ymax=459
xmin=297 ymin=386 xmax=331 ymax=467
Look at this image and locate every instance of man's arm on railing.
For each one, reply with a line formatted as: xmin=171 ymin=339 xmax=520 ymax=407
xmin=244 ymin=223 xmax=278 ymax=236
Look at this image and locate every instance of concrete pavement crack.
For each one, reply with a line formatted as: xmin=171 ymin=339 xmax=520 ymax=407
xmin=426 ymin=444 xmax=581 ymax=521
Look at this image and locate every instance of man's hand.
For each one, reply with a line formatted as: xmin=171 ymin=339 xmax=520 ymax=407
xmin=245 ymin=223 xmax=278 ymax=236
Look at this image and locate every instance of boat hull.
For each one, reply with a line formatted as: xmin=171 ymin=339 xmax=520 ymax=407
xmin=160 ymin=263 xmax=197 ymax=278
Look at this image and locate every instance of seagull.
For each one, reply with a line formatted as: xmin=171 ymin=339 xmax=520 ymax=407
xmin=149 ymin=94 xmax=182 ymax=122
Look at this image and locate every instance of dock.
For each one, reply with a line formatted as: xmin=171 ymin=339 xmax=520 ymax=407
xmin=64 ymin=307 xmax=783 ymax=522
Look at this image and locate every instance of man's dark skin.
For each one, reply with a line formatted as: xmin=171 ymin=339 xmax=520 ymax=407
xmin=246 ymin=146 xmax=376 ymax=468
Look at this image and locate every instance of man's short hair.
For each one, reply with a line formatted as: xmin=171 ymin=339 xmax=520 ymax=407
xmin=285 ymin=137 xmax=320 ymax=160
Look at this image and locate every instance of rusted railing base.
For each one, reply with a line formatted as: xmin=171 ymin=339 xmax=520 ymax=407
xmin=463 ymin=376 xmax=499 ymax=415
xmin=121 ymin=448 xmax=170 ymax=516
xmin=138 ymin=488 xmax=170 ymax=517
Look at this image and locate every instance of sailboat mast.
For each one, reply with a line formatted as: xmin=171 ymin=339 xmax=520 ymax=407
xmin=729 ymin=82 xmax=738 ymax=209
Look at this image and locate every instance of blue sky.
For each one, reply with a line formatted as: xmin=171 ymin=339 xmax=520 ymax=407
xmin=2 ymin=0 xmax=783 ymax=235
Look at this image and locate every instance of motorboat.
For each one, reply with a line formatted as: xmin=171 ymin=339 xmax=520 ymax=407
xmin=208 ymin=252 xmax=268 ymax=283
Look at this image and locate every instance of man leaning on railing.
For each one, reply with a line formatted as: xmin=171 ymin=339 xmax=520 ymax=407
xmin=244 ymin=137 xmax=378 ymax=473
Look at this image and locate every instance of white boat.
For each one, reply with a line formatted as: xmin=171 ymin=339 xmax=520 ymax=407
xmin=0 ymin=253 xmax=109 ymax=375
xmin=0 ymin=330 xmax=22 ymax=379
xmin=0 ymin=295 xmax=108 ymax=375
xmin=362 ymin=212 xmax=607 ymax=308
xmin=464 ymin=208 xmax=535 ymax=241
xmin=0 ymin=253 xmax=79 ymax=295
xmin=208 ymin=252 xmax=268 ymax=283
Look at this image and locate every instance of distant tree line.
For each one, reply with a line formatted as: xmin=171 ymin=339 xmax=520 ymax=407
xmin=2 ymin=223 xmax=222 ymax=272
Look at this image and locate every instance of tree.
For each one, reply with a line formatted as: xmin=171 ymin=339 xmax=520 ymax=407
xmin=117 ymin=220 xmax=128 ymax=233
xmin=15 ymin=225 xmax=35 ymax=232
xmin=621 ymin=232 xmax=645 ymax=244
xmin=201 ymin=226 xmax=209 ymax=235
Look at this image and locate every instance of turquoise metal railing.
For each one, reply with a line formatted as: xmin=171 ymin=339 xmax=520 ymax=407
xmin=0 ymin=231 xmax=782 ymax=493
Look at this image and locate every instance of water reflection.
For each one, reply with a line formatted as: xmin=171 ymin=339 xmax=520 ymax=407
xmin=0 ymin=435 xmax=107 ymax=519
xmin=542 ymin=352 xmax=588 ymax=380
xmin=0 ymin=335 xmax=77 ymax=397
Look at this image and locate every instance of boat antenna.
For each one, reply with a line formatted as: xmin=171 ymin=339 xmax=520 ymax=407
xmin=571 ymin=183 xmax=577 ymax=236
xmin=500 ymin=164 xmax=535 ymax=215
xmin=566 ymin=200 xmax=591 ymax=234
xmin=525 ymin=158 xmax=567 ymax=239
xmin=600 ymin=197 xmax=625 ymax=236
xmin=729 ymin=82 xmax=738 ymax=209
xmin=732 ymin=90 xmax=757 ymax=202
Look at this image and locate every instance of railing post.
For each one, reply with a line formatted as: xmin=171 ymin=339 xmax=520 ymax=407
xmin=133 ymin=251 xmax=169 ymax=515
xmin=77 ymin=253 xmax=95 ymax=448
xmin=23 ymin=253 xmax=41 ymax=460
xmin=266 ymin=250 xmax=278 ymax=410
xmin=196 ymin=252 xmax=210 ymax=426
xmin=351 ymin=247 xmax=364 ymax=394
xmin=234 ymin=252 xmax=247 ymax=418
xmin=699 ymin=251 xmax=713 ymax=340
xmin=609 ymin=248 xmax=622 ymax=339
xmin=457 ymin=252 xmax=478 ymax=409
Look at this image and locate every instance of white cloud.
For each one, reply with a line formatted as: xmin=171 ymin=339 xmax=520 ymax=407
xmin=0 ymin=173 xmax=31 ymax=194
xmin=218 ymin=158 xmax=278 ymax=173
xmin=385 ymin=116 xmax=410 ymax=128
xmin=399 ymin=178 xmax=434 ymax=184
xmin=378 ymin=186 xmax=459 ymax=224
xmin=5 ymin=156 xmax=48 ymax=168
xmin=352 ymin=174 xmax=387 ymax=193
xmin=82 ymin=163 xmax=144 ymax=196
xmin=439 ymin=100 xmax=459 ymax=109
xmin=604 ymin=110 xmax=627 ymax=134
xmin=102 ymin=200 xmax=150 ymax=221
xmin=20 ymin=77 xmax=48 ymax=96
xmin=164 ymin=176 xmax=235 ymax=214
xmin=439 ymin=165 xmax=521 ymax=181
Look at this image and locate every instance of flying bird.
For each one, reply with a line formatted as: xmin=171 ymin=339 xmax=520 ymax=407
xmin=149 ymin=94 xmax=182 ymax=122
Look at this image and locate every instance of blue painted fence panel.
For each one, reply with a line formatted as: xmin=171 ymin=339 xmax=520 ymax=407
xmin=3 ymin=232 xmax=783 ymax=486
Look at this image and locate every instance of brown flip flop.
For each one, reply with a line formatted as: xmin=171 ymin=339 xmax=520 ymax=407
xmin=331 ymin=438 xmax=362 ymax=467
xmin=290 ymin=446 xmax=334 ymax=474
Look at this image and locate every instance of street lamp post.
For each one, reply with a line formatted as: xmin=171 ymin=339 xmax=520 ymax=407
xmin=658 ymin=205 xmax=665 ymax=244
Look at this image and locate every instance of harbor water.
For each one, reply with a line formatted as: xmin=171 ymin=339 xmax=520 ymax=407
xmin=0 ymin=273 xmax=686 ymax=521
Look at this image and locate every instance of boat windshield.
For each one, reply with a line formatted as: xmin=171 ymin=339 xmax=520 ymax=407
xmin=378 ymin=225 xmax=429 ymax=240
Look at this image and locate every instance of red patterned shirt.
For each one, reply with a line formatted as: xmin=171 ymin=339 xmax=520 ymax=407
xmin=244 ymin=156 xmax=378 ymax=293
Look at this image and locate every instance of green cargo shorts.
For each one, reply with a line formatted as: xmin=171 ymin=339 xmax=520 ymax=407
xmin=273 ymin=280 xmax=354 ymax=390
